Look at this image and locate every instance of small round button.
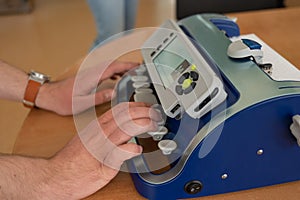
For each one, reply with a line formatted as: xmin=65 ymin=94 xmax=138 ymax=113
xmin=158 ymin=139 xmax=177 ymax=155
xmin=182 ymin=78 xmax=193 ymax=90
xmin=184 ymin=181 xmax=203 ymax=194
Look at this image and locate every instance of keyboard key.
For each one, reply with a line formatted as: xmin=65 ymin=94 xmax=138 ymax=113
xmin=133 ymin=81 xmax=150 ymax=88
xmin=131 ymin=75 xmax=149 ymax=82
xmin=133 ymin=93 xmax=158 ymax=104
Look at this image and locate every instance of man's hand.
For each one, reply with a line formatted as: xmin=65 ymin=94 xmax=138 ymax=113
xmin=35 ymin=61 xmax=139 ymax=115
xmin=0 ymin=102 xmax=161 ymax=199
xmin=46 ymin=102 xmax=161 ymax=199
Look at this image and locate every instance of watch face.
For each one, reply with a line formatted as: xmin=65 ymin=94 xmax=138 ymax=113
xmin=30 ymin=71 xmax=50 ymax=83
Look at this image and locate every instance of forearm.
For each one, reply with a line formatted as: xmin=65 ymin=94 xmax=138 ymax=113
xmin=0 ymin=60 xmax=28 ymax=102
xmin=0 ymin=136 xmax=110 ymax=200
xmin=0 ymin=150 xmax=86 ymax=200
xmin=0 ymin=154 xmax=55 ymax=199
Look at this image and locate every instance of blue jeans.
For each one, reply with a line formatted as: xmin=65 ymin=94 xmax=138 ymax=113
xmin=87 ymin=0 xmax=138 ymax=49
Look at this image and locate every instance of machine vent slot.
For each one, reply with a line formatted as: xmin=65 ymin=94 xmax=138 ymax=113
xmin=171 ymin=104 xmax=181 ymax=114
xmin=194 ymin=88 xmax=219 ymax=112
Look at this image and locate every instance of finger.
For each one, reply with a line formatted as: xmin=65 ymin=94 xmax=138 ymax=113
xmin=117 ymin=118 xmax=158 ymax=137
xmin=106 ymin=118 xmax=158 ymax=145
xmin=94 ymin=89 xmax=114 ymax=104
xmin=78 ymin=119 xmax=110 ymax=151
xmin=99 ymin=102 xmax=152 ymax=124
xmin=111 ymin=106 xmax=162 ymax=125
xmin=101 ymin=102 xmax=162 ymax=123
xmin=103 ymin=143 xmax=142 ymax=170
xmin=110 ymin=73 xmax=123 ymax=80
xmin=98 ymin=103 xmax=162 ymax=137
xmin=74 ymin=61 xmax=135 ymax=94
xmin=72 ymin=89 xmax=113 ymax=114
xmin=81 ymin=131 xmax=142 ymax=166
xmin=99 ymin=109 xmax=159 ymax=139
xmin=101 ymin=61 xmax=139 ymax=81
xmin=77 ymin=119 xmax=125 ymax=164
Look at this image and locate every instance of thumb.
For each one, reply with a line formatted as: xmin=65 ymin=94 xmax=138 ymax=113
xmin=103 ymin=143 xmax=143 ymax=170
xmin=94 ymin=89 xmax=114 ymax=105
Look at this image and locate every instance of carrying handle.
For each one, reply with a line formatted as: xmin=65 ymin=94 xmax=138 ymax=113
xmin=290 ymin=115 xmax=300 ymax=147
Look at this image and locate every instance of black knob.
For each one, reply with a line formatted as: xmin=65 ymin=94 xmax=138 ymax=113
xmin=190 ymin=71 xmax=199 ymax=81
xmin=175 ymin=85 xmax=184 ymax=95
xmin=178 ymin=72 xmax=190 ymax=84
xmin=184 ymin=181 xmax=203 ymax=194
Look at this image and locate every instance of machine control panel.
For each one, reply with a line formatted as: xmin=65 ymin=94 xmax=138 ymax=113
xmin=142 ymin=20 xmax=227 ymax=119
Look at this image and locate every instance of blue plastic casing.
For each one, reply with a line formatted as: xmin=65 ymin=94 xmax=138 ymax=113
xmin=114 ymin=14 xmax=300 ymax=200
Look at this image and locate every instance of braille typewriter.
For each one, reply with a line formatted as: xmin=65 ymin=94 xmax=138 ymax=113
xmin=113 ymin=14 xmax=300 ymax=200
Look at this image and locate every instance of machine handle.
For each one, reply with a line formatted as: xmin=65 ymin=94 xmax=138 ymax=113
xmin=290 ymin=115 xmax=300 ymax=147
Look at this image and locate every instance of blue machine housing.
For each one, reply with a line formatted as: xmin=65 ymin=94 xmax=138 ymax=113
xmin=129 ymin=95 xmax=300 ymax=200
xmin=115 ymin=14 xmax=300 ymax=200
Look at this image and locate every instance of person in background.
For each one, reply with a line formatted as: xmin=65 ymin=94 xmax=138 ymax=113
xmin=87 ymin=0 xmax=139 ymax=49
xmin=0 ymin=59 xmax=161 ymax=199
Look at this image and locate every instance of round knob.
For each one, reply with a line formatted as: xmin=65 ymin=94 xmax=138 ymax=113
xmin=184 ymin=181 xmax=203 ymax=194
xmin=158 ymin=139 xmax=177 ymax=155
xmin=290 ymin=115 xmax=300 ymax=146
xmin=148 ymin=126 xmax=168 ymax=141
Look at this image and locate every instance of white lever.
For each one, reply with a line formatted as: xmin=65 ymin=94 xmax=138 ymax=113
xmin=132 ymin=81 xmax=150 ymax=89
xmin=148 ymin=126 xmax=168 ymax=141
xmin=135 ymin=65 xmax=146 ymax=75
xmin=290 ymin=115 xmax=300 ymax=147
xmin=135 ymin=87 xmax=153 ymax=94
xmin=158 ymin=139 xmax=177 ymax=155
xmin=151 ymin=104 xmax=167 ymax=126
xmin=131 ymin=75 xmax=149 ymax=82
xmin=133 ymin=93 xmax=157 ymax=105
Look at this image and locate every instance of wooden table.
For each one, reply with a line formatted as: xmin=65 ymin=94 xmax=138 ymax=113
xmin=13 ymin=7 xmax=300 ymax=200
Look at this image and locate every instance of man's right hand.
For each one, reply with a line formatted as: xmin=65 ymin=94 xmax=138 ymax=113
xmin=47 ymin=102 xmax=162 ymax=199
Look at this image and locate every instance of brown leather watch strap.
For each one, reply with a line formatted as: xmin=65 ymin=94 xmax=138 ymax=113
xmin=23 ymin=79 xmax=42 ymax=108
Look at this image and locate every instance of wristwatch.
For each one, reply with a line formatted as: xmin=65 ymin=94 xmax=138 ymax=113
xmin=23 ymin=70 xmax=50 ymax=108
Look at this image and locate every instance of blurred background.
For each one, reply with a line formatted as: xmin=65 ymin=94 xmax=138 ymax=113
xmin=0 ymin=0 xmax=299 ymax=154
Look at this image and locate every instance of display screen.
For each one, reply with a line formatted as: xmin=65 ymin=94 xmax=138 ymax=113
xmin=153 ymin=36 xmax=192 ymax=88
